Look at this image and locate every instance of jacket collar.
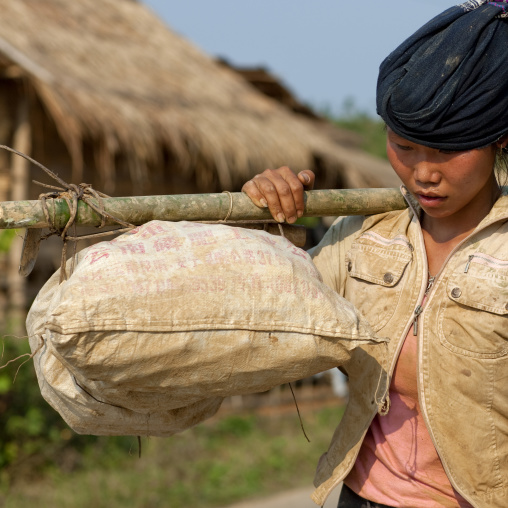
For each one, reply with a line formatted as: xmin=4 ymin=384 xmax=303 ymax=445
xmin=400 ymin=185 xmax=420 ymax=219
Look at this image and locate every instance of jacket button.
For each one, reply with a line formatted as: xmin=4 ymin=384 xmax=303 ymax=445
xmin=451 ymin=287 xmax=462 ymax=298
xmin=347 ymin=261 xmax=352 ymax=272
xmin=383 ymin=272 xmax=394 ymax=284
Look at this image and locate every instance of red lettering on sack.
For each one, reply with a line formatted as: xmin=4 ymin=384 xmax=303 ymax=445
xmin=154 ymin=237 xmax=185 ymax=252
xmin=216 ymin=277 xmax=226 ymax=291
xmin=259 ymin=235 xmax=277 ymax=247
xmin=229 ymin=249 xmax=241 ymax=263
xmin=142 ymin=223 xmax=165 ymax=237
xmin=126 ymin=226 xmax=141 ymax=236
xmin=138 ymin=260 xmax=153 ymax=272
xmin=88 ymin=251 xmax=110 ymax=265
xmin=189 ymin=230 xmax=217 ymax=246
xmin=206 ymin=250 xmax=229 ymax=265
xmin=120 ymin=243 xmax=146 ymax=255
xmin=123 ymin=260 xmax=139 ymax=274
xmin=289 ymin=245 xmax=308 ymax=259
xmin=152 ymin=259 xmax=169 ymax=272
xmin=132 ymin=281 xmax=148 ymax=294
xmin=231 ymin=228 xmax=252 ymax=241
xmin=242 ymin=249 xmax=256 ymax=265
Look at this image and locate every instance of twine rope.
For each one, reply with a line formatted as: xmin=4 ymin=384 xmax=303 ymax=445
xmin=221 ymin=190 xmax=234 ymax=222
xmin=0 ymin=145 xmax=135 ymax=282
xmin=220 ymin=190 xmax=286 ymax=238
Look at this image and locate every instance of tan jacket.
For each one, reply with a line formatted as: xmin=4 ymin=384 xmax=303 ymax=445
xmin=310 ymin=188 xmax=508 ymax=508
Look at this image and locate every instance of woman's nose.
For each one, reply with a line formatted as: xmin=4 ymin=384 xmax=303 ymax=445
xmin=413 ymin=160 xmax=441 ymax=184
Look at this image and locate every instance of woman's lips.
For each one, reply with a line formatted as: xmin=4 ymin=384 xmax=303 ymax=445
xmin=417 ymin=194 xmax=446 ymax=207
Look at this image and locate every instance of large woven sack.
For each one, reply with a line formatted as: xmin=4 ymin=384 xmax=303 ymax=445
xmin=27 ymin=221 xmax=382 ymax=437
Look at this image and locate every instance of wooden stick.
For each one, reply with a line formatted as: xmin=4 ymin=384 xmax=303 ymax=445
xmin=8 ymin=98 xmax=31 ymax=327
xmin=0 ymin=187 xmax=407 ymax=230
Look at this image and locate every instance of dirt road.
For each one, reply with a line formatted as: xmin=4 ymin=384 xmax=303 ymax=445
xmin=222 ymin=485 xmax=341 ymax=508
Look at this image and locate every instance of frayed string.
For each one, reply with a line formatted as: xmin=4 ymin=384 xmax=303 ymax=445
xmin=288 ymin=382 xmax=310 ymax=443
xmin=0 ymin=335 xmax=44 ymax=383
xmin=128 ymin=436 xmax=142 ymax=459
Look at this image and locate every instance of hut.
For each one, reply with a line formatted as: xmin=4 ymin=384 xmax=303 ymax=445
xmin=216 ymin=59 xmax=400 ymax=189
xmin=0 ymin=0 xmax=397 ymax=200
xmin=0 ymin=0 xmax=397 ymax=324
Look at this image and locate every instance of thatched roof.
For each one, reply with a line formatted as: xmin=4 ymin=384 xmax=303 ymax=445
xmin=216 ymin=59 xmax=367 ymax=149
xmin=0 ymin=0 xmax=397 ymax=194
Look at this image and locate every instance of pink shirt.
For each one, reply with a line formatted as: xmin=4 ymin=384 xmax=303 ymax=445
xmin=344 ymin=324 xmax=472 ymax=507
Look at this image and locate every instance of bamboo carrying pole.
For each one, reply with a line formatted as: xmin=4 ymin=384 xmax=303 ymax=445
xmin=0 ymin=187 xmax=407 ymax=230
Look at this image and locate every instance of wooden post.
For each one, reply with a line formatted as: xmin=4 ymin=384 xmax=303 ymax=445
xmin=7 ymin=97 xmax=30 ymax=334
xmin=0 ymin=98 xmax=11 ymax=325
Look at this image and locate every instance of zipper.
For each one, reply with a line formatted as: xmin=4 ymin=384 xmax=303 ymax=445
xmin=464 ymin=252 xmax=508 ymax=273
xmin=464 ymin=254 xmax=474 ymax=273
xmin=403 ymin=188 xmax=484 ymax=506
xmin=361 ymin=231 xmax=414 ymax=251
xmin=412 ymin=275 xmax=436 ymax=335
xmin=412 ymin=305 xmax=422 ymax=336
xmin=426 ymin=275 xmax=436 ymax=292
xmin=416 ymin=237 xmax=489 ymax=508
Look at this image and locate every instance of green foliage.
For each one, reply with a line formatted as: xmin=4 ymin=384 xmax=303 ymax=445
xmin=0 ymin=336 xmax=99 ymax=473
xmin=0 ymin=230 xmax=16 ymax=252
xmin=215 ymin=414 xmax=256 ymax=437
xmin=330 ymin=97 xmax=388 ymax=160
xmin=1 ymin=405 xmax=345 ymax=508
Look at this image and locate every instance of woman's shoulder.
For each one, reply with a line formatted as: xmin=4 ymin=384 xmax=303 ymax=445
xmin=326 ymin=208 xmax=414 ymax=242
xmin=309 ymin=209 xmax=412 ymax=263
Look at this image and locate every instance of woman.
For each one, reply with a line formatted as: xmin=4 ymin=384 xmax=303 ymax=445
xmin=242 ymin=2 xmax=508 ymax=507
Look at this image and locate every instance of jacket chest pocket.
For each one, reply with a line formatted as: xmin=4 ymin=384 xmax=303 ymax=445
xmin=438 ymin=254 xmax=508 ymax=358
xmin=344 ymin=233 xmax=412 ymax=332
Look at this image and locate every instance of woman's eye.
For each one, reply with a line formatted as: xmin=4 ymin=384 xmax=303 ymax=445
xmin=439 ymin=149 xmax=459 ymax=155
xmin=395 ymin=143 xmax=412 ymax=151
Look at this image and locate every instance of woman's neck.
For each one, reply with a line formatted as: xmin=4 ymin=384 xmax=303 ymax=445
xmin=421 ymin=184 xmax=500 ymax=243
xmin=421 ymin=183 xmax=500 ymax=275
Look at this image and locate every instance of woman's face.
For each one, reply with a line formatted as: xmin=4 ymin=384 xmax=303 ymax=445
xmin=386 ymin=128 xmax=502 ymax=226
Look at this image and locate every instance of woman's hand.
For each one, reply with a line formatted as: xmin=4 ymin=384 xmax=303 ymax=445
xmin=241 ymin=167 xmax=315 ymax=223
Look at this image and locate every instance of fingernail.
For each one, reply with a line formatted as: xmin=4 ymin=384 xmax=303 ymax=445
xmin=301 ymin=173 xmax=310 ymax=184
xmin=288 ymin=216 xmax=297 ymax=224
xmin=277 ymin=212 xmax=285 ymax=223
xmin=260 ymin=198 xmax=268 ymax=208
xmin=297 ymin=210 xmax=303 ymax=218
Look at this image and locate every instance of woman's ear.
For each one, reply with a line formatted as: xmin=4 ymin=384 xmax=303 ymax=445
xmin=496 ymin=134 xmax=508 ymax=150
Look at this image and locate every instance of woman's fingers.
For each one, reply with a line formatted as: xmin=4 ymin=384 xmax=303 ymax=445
xmin=241 ymin=167 xmax=315 ymax=223
xmin=241 ymin=178 xmax=268 ymax=209
xmin=297 ymin=170 xmax=315 ymax=192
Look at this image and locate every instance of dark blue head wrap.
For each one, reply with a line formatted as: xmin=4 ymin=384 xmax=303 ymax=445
xmin=377 ymin=1 xmax=508 ymax=150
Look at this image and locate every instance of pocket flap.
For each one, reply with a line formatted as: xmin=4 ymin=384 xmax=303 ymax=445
xmin=346 ymin=246 xmax=411 ymax=287
xmin=447 ymin=274 xmax=508 ymax=315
